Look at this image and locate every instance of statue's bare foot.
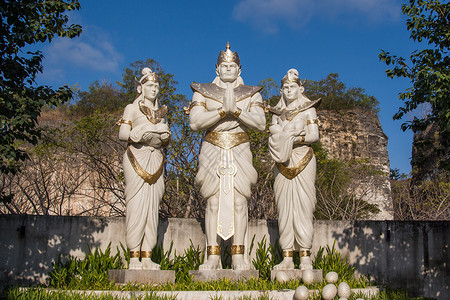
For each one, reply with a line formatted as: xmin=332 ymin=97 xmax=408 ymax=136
xmin=300 ymin=256 xmax=313 ymax=270
xmin=142 ymin=258 xmax=160 ymax=270
xmin=232 ymin=254 xmax=250 ymax=270
xmin=274 ymin=257 xmax=295 ymax=270
xmin=128 ymin=258 xmax=143 ymax=270
xmin=199 ymin=255 xmax=221 ymax=270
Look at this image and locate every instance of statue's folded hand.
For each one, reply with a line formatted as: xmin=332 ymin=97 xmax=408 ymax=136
xmin=160 ymin=132 xmax=170 ymax=141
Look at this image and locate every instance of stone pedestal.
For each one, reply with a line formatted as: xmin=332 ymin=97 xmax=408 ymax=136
xmin=189 ymin=270 xmax=259 ymax=282
xmin=108 ymin=269 xmax=175 ymax=284
xmin=270 ymin=269 xmax=322 ymax=282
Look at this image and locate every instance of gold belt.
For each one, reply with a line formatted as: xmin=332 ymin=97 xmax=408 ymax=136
xmin=127 ymin=146 xmax=163 ymax=185
xmin=276 ymin=147 xmax=314 ymax=180
xmin=204 ymin=131 xmax=249 ymax=150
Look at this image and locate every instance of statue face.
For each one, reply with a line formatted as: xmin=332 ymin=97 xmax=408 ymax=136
xmin=282 ymin=83 xmax=302 ymax=103
xmin=142 ymin=82 xmax=159 ymax=101
xmin=216 ymin=62 xmax=241 ymax=82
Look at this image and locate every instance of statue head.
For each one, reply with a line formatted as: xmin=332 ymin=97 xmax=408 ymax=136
xmin=136 ymin=68 xmax=159 ymax=101
xmin=281 ymin=69 xmax=304 ymax=103
xmin=215 ymin=42 xmax=241 ymax=83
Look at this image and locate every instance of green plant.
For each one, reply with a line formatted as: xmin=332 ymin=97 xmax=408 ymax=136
xmin=48 ymin=243 xmax=124 ymax=289
xmin=313 ymin=241 xmax=368 ymax=288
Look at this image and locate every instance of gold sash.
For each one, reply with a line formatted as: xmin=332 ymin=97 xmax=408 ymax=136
xmin=204 ymin=131 xmax=249 ymax=150
xmin=276 ymin=147 xmax=314 ymax=180
xmin=127 ymin=146 xmax=163 ymax=185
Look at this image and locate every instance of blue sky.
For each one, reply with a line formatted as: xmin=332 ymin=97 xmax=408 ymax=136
xmin=35 ymin=0 xmax=418 ymax=175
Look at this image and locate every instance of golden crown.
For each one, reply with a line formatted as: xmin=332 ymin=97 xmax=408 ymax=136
xmin=139 ymin=67 xmax=159 ymax=84
xmin=217 ymin=42 xmax=240 ymax=67
xmin=281 ymin=69 xmax=302 ymax=87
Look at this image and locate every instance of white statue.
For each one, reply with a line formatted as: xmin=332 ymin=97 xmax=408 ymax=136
xmin=186 ymin=42 xmax=265 ymax=270
xmin=268 ymin=69 xmax=320 ymax=270
xmin=118 ymin=68 xmax=171 ymax=270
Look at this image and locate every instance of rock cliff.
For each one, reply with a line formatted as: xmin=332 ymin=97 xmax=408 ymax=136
xmin=318 ymin=109 xmax=393 ymax=220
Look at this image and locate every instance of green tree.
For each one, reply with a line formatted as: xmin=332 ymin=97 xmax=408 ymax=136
xmin=72 ymin=81 xmax=123 ymax=116
xmin=379 ymin=0 xmax=449 ymax=169
xmin=0 ymin=0 xmax=82 ymax=175
xmin=303 ymin=73 xmax=379 ymax=113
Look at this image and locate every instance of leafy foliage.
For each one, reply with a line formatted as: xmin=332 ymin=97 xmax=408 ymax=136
xmin=379 ymin=0 xmax=450 ymax=169
xmin=391 ymin=177 xmax=449 ymax=220
xmin=303 ymin=73 xmax=380 ymax=113
xmin=313 ymin=241 xmax=368 ymax=287
xmin=48 ymin=243 xmax=124 ymax=289
xmin=0 ymin=0 xmax=82 ymax=176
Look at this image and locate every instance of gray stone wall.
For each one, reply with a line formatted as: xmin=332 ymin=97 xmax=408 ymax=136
xmin=1 ymin=216 xmax=448 ymax=298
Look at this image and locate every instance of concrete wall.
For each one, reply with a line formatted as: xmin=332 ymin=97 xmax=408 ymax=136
xmin=0 ymin=215 xmax=448 ymax=299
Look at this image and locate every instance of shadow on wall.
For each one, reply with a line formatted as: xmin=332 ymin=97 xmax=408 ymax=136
xmin=0 ymin=215 xmax=120 ymax=289
xmin=330 ymin=221 xmax=449 ymax=299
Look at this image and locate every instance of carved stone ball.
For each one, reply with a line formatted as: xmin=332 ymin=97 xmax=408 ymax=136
xmin=294 ymin=285 xmax=309 ymax=300
xmin=275 ymin=271 xmax=289 ymax=283
xmin=322 ymin=283 xmax=338 ymax=300
xmin=302 ymin=269 xmax=315 ymax=285
xmin=325 ymin=271 xmax=339 ymax=283
xmin=338 ymin=298 xmax=348 ymax=300
xmin=337 ymin=281 xmax=351 ymax=298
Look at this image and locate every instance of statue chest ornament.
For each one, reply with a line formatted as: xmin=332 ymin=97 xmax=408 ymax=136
xmin=269 ymin=98 xmax=322 ymax=121
xmin=190 ymin=82 xmax=262 ymax=103
xmin=139 ymin=101 xmax=168 ymax=124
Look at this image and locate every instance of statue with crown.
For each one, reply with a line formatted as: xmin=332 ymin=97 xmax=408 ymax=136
xmin=117 ymin=67 xmax=171 ymax=270
xmin=185 ymin=42 xmax=266 ymax=270
xmin=268 ymin=68 xmax=321 ymax=272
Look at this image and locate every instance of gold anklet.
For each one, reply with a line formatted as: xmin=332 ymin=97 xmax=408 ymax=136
xmin=129 ymin=251 xmax=140 ymax=258
xmin=283 ymin=250 xmax=294 ymax=257
xmin=140 ymin=251 xmax=152 ymax=258
xmin=207 ymin=245 xmax=221 ymax=255
xmin=299 ymin=250 xmax=311 ymax=257
xmin=231 ymin=245 xmax=245 ymax=255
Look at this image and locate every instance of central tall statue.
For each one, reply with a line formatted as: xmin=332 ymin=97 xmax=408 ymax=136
xmin=187 ymin=42 xmax=265 ymax=270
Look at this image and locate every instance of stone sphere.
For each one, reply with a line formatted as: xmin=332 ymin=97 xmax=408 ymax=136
xmin=338 ymin=298 xmax=348 ymax=300
xmin=302 ymin=269 xmax=315 ymax=285
xmin=325 ymin=271 xmax=339 ymax=283
xmin=337 ymin=282 xmax=351 ymax=298
xmin=275 ymin=271 xmax=289 ymax=283
xmin=294 ymin=285 xmax=309 ymax=300
xmin=322 ymin=283 xmax=338 ymax=300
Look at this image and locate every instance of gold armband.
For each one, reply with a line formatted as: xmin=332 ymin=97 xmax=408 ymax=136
xmin=307 ymin=119 xmax=318 ymax=125
xmin=233 ymin=108 xmax=242 ymax=118
xmin=250 ymin=103 xmax=265 ymax=110
xmin=231 ymin=245 xmax=245 ymax=255
xmin=218 ymin=108 xmax=227 ymax=119
xmin=183 ymin=101 xmax=207 ymax=115
xmin=116 ymin=118 xmax=132 ymax=126
xmin=207 ymin=245 xmax=221 ymax=255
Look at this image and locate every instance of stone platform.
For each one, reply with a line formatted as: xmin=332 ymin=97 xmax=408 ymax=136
xmin=108 ymin=269 xmax=175 ymax=284
xmin=270 ymin=269 xmax=322 ymax=282
xmin=189 ymin=270 xmax=259 ymax=282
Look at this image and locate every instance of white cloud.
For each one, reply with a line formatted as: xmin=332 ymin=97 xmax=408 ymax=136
xmin=46 ymin=36 xmax=122 ymax=72
xmin=39 ymin=25 xmax=123 ymax=83
xmin=233 ymin=0 xmax=401 ymax=33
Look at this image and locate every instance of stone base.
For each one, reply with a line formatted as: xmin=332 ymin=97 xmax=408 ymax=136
xmin=108 ymin=269 xmax=175 ymax=284
xmin=189 ymin=270 xmax=259 ymax=282
xmin=270 ymin=269 xmax=322 ymax=282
